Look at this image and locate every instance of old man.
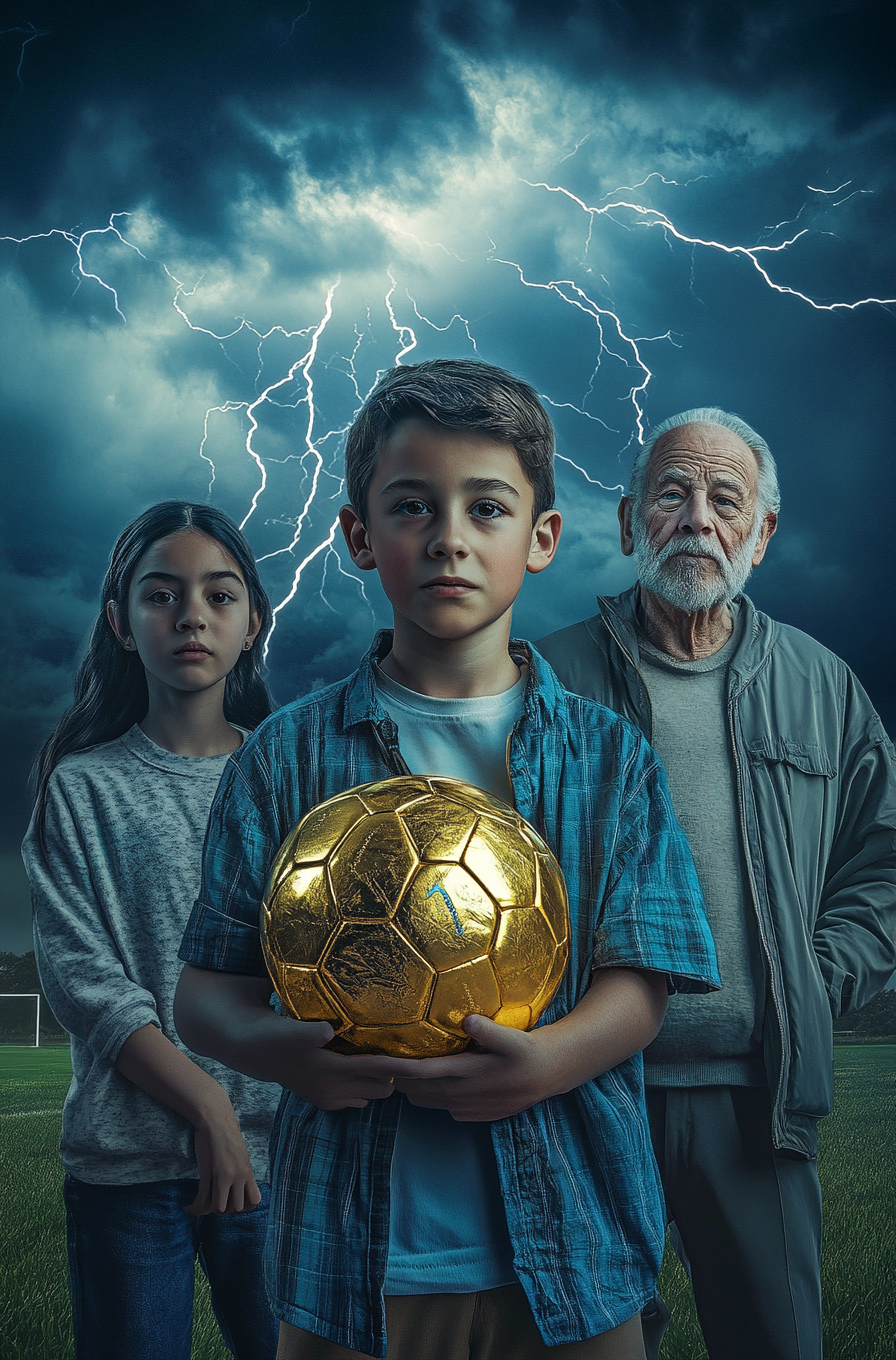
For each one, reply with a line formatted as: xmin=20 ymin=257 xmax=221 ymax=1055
xmin=537 ymin=407 xmax=896 ymax=1360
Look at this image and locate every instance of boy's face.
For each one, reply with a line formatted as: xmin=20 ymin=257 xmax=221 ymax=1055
xmin=340 ymin=417 xmax=560 ymax=644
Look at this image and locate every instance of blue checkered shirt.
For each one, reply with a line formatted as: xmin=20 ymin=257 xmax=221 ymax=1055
xmin=180 ymin=633 xmax=719 ymax=1354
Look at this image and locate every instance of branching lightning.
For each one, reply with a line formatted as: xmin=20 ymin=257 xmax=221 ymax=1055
xmin=3 ymin=171 xmax=892 ymax=667
xmin=523 ymin=179 xmax=896 ymax=312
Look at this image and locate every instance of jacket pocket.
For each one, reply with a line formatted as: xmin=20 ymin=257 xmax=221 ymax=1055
xmin=746 ymin=736 xmax=836 ymax=778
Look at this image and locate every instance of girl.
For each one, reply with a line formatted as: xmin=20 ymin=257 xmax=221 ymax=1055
xmin=22 ymin=501 xmax=281 ymax=1360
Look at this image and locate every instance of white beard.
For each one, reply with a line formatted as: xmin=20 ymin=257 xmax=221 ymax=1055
xmin=632 ymin=511 xmax=764 ymax=612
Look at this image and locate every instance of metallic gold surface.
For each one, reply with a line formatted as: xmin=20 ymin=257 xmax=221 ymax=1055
xmin=462 ymin=813 xmax=537 ymax=907
xmin=430 ymin=956 xmax=502 ymax=1035
xmin=491 ymin=906 xmax=557 ymax=1006
xmin=322 ymin=922 xmax=435 ymax=1025
xmin=282 ymin=794 xmax=369 ymax=868
xmin=330 ymin=1022 xmax=468 ymax=1058
xmin=262 ymin=776 xmax=569 ymax=1056
xmin=272 ymin=963 xmax=348 ymax=1030
xmin=430 ymin=779 xmax=516 ymax=823
xmin=401 ymin=800 xmax=478 ymax=862
xmin=491 ymin=1002 xmax=532 ymax=1030
xmin=535 ymin=852 xmax=570 ymax=947
xmin=358 ymin=778 xmax=432 ymax=813
xmin=328 ymin=812 xmax=416 ymax=918
xmin=396 ymin=863 xmax=497 ymax=970
xmin=263 ymin=865 xmax=337 ymax=966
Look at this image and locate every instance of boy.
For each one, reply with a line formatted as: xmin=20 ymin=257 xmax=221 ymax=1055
xmin=175 ymin=359 xmax=719 ymax=1360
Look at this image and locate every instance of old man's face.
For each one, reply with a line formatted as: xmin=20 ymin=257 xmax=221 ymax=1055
xmin=622 ymin=422 xmax=776 ymax=612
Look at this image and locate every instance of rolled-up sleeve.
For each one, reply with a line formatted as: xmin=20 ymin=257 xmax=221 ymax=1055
xmin=178 ymin=752 xmax=280 ymax=976
xmin=594 ymin=739 xmax=722 ymax=995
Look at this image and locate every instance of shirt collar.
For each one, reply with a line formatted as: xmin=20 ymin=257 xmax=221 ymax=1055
xmin=342 ymin=629 xmax=563 ymax=731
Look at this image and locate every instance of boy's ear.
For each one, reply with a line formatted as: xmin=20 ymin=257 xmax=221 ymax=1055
xmin=618 ymin=497 xmax=635 ymax=557
xmin=526 ymin=509 xmax=562 ymax=575
xmin=339 ymin=505 xmax=377 ymax=571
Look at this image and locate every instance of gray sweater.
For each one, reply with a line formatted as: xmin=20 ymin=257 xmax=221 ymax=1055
xmin=22 ymin=725 xmax=280 ymax=1185
xmin=637 ymin=625 xmax=767 ymax=1085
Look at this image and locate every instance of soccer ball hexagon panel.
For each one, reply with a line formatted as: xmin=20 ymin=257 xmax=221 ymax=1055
xmin=261 ymin=776 xmax=570 ymax=1057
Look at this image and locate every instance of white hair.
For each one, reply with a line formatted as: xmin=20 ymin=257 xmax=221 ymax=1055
xmin=629 ymin=407 xmax=781 ymax=515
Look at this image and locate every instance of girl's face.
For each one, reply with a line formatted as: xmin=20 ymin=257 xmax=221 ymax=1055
xmin=109 ymin=529 xmax=260 ymax=699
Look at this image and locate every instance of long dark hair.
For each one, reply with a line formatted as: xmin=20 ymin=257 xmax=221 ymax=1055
xmin=31 ymin=501 xmax=275 ymax=841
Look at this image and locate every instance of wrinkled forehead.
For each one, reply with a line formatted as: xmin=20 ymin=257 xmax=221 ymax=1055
xmin=648 ymin=422 xmax=760 ymax=492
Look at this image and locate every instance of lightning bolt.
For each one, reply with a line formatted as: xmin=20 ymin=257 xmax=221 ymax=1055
xmin=2 ymin=21 xmax=50 ymax=109
xmin=3 ymin=171 xmax=891 ymax=670
xmin=0 ymin=213 xmax=149 ymax=320
xmin=522 ymin=179 xmax=896 ymax=312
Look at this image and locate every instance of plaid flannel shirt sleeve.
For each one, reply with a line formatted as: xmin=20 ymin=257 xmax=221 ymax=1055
xmin=178 ymin=753 xmax=279 ymax=977
xmin=593 ymin=735 xmax=722 ymax=994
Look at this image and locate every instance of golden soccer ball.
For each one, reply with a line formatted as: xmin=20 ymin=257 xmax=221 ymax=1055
xmin=261 ymin=776 xmax=569 ymax=1057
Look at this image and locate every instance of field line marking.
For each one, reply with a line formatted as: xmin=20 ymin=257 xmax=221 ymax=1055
xmin=0 ymin=1109 xmax=65 ymax=1118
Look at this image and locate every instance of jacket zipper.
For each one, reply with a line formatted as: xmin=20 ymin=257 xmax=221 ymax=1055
xmin=601 ymin=613 xmax=655 ymax=741
xmin=728 ymin=692 xmax=787 ymax=1147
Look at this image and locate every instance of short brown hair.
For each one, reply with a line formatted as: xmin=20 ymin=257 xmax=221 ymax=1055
xmin=345 ymin=359 xmax=556 ymax=521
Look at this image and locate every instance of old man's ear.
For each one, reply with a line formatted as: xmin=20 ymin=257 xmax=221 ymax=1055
xmin=618 ymin=497 xmax=635 ymax=557
xmin=751 ymin=509 xmax=777 ymax=566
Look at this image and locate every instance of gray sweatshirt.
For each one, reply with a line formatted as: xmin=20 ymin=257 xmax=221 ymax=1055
xmin=22 ymin=725 xmax=280 ymax=1185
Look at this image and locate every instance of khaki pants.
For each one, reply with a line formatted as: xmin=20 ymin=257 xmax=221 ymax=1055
xmin=276 ymin=1283 xmax=646 ymax=1360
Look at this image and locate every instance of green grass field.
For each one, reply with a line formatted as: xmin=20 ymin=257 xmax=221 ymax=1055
xmin=2 ymin=1045 xmax=894 ymax=1359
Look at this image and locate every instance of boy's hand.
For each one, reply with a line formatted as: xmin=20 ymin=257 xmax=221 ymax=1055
xmin=283 ymin=1022 xmax=398 ymax=1110
xmin=388 ymin=1015 xmax=560 ymax=1121
xmin=386 ymin=966 xmax=669 ymax=1121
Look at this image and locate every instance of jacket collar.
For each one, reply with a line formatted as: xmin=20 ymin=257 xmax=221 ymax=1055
xmin=596 ymin=583 xmax=777 ymax=690
xmin=342 ymin=629 xmax=563 ymax=731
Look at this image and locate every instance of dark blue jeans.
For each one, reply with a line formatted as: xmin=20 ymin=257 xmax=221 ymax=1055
xmin=64 ymin=1175 xmax=278 ymax=1360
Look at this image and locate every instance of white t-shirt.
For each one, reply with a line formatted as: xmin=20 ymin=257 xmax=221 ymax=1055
xmin=376 ymin=666 xmax=525 ymax=1295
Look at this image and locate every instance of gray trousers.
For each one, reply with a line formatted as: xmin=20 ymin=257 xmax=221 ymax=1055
xmin=643 ymin=1086 xmax=823 ymax=1360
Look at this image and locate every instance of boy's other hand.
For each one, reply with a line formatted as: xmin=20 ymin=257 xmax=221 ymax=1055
xmin=388 ymin=1015 xmax=556 ymax=1121
xmin=385 ymin=967 xmax=668 ymax=1120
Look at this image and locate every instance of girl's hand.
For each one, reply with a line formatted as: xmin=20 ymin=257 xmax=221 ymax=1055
xmin=114 ymin=1023 xmax=266 ymax=1209
xmin=188 ymin=1102 xmax=262 ymax=1215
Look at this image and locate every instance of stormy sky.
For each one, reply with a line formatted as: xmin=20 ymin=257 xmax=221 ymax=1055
xmin=1 ymin=0 xmax=894 ymax=951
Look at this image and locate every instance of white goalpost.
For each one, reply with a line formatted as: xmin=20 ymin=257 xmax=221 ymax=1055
xmin=0 ymin=993 xmax=41 ymax=1046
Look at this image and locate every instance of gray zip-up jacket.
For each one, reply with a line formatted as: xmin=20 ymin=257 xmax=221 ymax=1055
xmin=538 ymin=585 xmax=896 ymax=1156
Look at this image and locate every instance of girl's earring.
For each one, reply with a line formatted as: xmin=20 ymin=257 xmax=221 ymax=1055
xmin=124 ymin=639 xmax=136 ymax=651
xmin=243 ymin=640 xmax=252 ymax=651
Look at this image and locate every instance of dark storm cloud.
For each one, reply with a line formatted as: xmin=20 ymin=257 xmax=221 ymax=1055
xmin=440 ymin=0 xmax=896 ymax=128
xmin=4 ymin=1 xmax=894 ymax=243
xmin=0 ymin=0 xmax=477 ymax=239
xmin=1 ymin=0 xmax=894 ymax=951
